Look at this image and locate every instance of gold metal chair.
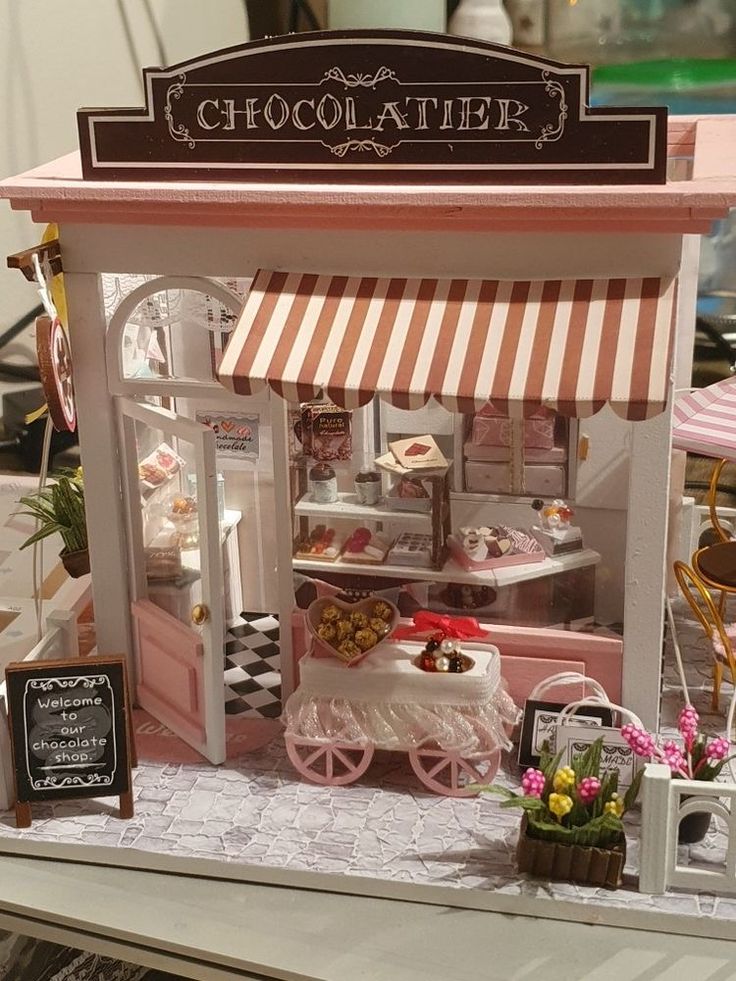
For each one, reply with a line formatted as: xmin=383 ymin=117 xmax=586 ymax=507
xmin=674 ymin=559 xmax=736 ymax=711
xmin=692 ymin=458 xmax=736 ymax=615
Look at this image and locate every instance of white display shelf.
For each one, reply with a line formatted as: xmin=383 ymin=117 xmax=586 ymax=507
xmin=294 ymin=547 xmax=601 ymax=586
xmin=294 ymin=492 xmax=430 ymax=525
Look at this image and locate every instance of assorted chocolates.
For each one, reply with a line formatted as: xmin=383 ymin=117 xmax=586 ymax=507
xmin=316 ymin=600 xmax=394 ymax=662
xmin=418 ymin=636 xmax=470 ymax=673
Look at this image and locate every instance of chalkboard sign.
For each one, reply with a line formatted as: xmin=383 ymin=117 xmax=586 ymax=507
xmin=4 ymin=656 xmax=135 ymax=827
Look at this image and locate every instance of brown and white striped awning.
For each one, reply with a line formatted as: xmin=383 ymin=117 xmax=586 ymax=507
xmin=218 ymin=270 xmax=677 ymax=419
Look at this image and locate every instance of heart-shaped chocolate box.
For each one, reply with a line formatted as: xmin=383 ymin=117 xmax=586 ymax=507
xmin=306 ymin=596 xmax=400 ymax=665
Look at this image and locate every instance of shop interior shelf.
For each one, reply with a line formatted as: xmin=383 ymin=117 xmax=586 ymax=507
xmin=294 ymin=492 xmax=431 ymax=525
xmin=293 ymin=547 xmax=601 ymax=587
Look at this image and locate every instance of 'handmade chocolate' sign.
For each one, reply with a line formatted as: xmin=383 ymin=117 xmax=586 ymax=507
xmin=78 ymin=30 xmax=667 ymax=184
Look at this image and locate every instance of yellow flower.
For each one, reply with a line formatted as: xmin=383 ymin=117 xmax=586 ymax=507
xmin=604 ymin=793 xmax=624 ymax=818
xmin=74 ymin=466 xmax=84 ymax=483
xmin=552 ymin=766 xmax=575 ymax=793
xmin=548 ymin=793 xmax=573 ymax=819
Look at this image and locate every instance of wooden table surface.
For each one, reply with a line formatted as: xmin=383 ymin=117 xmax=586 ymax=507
xmin=0 ymin=855 xmax=735 ymax=980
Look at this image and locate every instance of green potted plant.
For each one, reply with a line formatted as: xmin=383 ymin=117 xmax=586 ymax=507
xmin=16 ymin=469 xmax=90 ymax=578
xmin=483 ymin=737 xmax=641 ymax=889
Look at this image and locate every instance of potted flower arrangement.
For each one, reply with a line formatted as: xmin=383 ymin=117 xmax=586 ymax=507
xmin=16 ymin=469 xmax=90 ymax=578
xmin=620 ymin=705 xmax=733 ymax=843
xmin=486 ymin=737 xmax=641 ymax=889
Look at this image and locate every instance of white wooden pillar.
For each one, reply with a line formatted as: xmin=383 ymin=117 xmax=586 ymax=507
xmin=639 ymin=763 xmax=672 ymax=895
xmin=63 ymin=271 xmax=133 ymax=668
xmin=270 ymin=395 xmax=297 ymax=699
xmin=46 ymin=609 xmax=79 ymax=659
xmin=623 ymin=409 xmax=673 ymax=730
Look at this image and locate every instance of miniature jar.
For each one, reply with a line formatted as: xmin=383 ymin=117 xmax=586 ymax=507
xmin=309 ymin=462 xmax=338 ymax=504
xmin=354 ymin=467 xmax=381 ymax=506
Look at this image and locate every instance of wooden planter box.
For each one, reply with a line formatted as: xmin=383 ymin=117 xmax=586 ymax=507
xmin=517 ymin=816 xmax=626 ymax=890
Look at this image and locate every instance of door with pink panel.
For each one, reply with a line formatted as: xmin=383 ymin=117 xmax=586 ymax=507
xmin=118 ymin=399 xmax=226 ymax=764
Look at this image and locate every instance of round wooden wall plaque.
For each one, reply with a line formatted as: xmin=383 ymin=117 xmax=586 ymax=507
xmin=36 ymin=315 xmax=76 ymax=433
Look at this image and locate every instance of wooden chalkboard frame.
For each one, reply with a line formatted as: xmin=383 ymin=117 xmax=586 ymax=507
xmin=4 ymin=655 xmax=136 ymax=828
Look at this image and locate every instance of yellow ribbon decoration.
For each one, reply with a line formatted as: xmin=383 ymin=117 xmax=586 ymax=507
xmin=42 ymin=222 xmax=67 ymax=329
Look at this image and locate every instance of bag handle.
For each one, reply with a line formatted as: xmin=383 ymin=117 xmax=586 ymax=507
xmin=527 ymin=672 xmax=609 ymax=704
xmin=556 ymin=698 xmax=644 ymax=730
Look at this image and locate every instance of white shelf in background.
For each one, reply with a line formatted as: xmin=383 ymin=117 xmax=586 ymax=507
xmin=294 ymin=547 xmax=601 ymax=586
xmin=294 ymin=492 xmax=430 ymax=525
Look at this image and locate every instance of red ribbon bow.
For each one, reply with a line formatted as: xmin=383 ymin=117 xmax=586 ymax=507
xmin=393 ymin=611 xmax=488 ymax=641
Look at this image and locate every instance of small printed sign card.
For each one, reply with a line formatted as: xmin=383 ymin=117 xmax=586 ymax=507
xmin=196 ymin=411 xmax=260 ymax=467
xmin=556 ymin=725 xmax=640 ymax=793
xmin=518 ymin=699 xmax=613 ymax=769
xmin=4 ymin=656 xmax=135 ymax=828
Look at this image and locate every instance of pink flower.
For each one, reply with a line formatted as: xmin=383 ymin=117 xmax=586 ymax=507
xmin=578 ymin=776 xmax=601 ymax=804
xmin=621 ymin=723 xmax=657 ymax=759
xmin=706 ymin=737 xmax=730 ymax=762
xmin=678 ymin=705 xmax=700 ymax=750
xmin=662 ymin=740 xmax=687 ymax=775
xmin=521 ymin=768 xmax=545 ymax=798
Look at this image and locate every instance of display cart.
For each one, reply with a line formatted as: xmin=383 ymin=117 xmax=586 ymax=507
xmin=283 ymin=640 xmax=517 ymax=796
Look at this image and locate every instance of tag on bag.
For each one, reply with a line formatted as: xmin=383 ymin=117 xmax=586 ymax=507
xmin=518 ymin=699 xmax=612 ymax=769
xmin=555 ymin=699 xmax=643 ymax=793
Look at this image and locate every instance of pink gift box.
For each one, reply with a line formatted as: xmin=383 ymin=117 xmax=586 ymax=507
xmin=471 ymin=405 xmax=556 ymax=450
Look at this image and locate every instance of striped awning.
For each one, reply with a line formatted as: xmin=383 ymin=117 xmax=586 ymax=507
xmin=218 ymin=270 xmax=677 ymax=419
xmin=673 ymin=377 xmax=736 ymax=460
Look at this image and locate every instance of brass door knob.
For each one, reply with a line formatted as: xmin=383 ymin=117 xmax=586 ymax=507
xmin=191 ymin=604 xmax=210 ymax=625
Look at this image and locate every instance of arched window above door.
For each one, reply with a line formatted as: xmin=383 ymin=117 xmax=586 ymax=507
xmin=105 ymin=275 xmax=246 ymax=397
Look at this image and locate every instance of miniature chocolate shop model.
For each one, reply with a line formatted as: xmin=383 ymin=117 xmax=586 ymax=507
xmin=3 ymin=26 xmax=736 ymax=933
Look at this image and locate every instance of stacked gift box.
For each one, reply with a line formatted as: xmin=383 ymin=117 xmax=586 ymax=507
xmin=464 ymin=404 xmax=568 ymax=496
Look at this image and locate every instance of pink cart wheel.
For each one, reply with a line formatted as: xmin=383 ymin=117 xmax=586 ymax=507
xmin=409 ymin=746 xmax=501 ymax=798
xmin=285 ymin=734 xmax=375 ymax=786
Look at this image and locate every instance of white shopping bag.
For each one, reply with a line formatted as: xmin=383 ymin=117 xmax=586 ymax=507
xmin=518 ymin=672 xmax=612 ymax=769
xmin=555 ymin=698 xmax=644 ymax=794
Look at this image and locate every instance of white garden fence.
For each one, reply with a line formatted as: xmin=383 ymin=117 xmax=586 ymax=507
xmin=639 ymin=762 xmax=736 ymax=895
xmin=0 ymin=610 xmax=79 ymax=811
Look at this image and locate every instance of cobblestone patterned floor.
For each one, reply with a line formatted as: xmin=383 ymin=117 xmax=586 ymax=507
xmin=1 ymin=599 xmax=735 ymax=931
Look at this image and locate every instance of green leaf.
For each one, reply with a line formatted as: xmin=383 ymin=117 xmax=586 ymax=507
xmin=572 ymin=736 xmax=603 ymax=781
xmin=498 ymin=797 xmax=548 ymax=813
xmin=623 ymin=767 xmax=644 ymax=810
xmin=527 ymin=809 xmax=624 ymax=847
xmin=15 ymin=475 xmax=87 ymax=553
xmin=18 ymin=523 xmax=63 ymax=549
xmin=538 ymin=742 xmax=564 ymax=780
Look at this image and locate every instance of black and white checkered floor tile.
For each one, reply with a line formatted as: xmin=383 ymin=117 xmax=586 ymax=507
xmin=224 ymin=612 xmax=281 ymax=719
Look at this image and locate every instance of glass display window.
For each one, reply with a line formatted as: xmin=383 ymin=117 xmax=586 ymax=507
xmin=286 ymin=395 xmax=621 ymax=638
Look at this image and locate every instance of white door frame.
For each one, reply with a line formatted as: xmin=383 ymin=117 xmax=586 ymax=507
xmin=117 ymin=397 xmax=226 ymax=764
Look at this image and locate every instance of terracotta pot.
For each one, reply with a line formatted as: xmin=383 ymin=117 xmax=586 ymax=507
xmin=516 ymin=816 xmax=626 ymax=889
xmin=61 ymin=548 xmax=90 ymax=579
xmin=678 ymin=797 xmax=712 ymax=845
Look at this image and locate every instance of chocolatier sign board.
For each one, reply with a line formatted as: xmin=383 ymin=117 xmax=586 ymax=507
xmin=78 ymin=30 xmax=667 ymax=185
xmin=4 ymin=657 xmax=135 ymax=827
